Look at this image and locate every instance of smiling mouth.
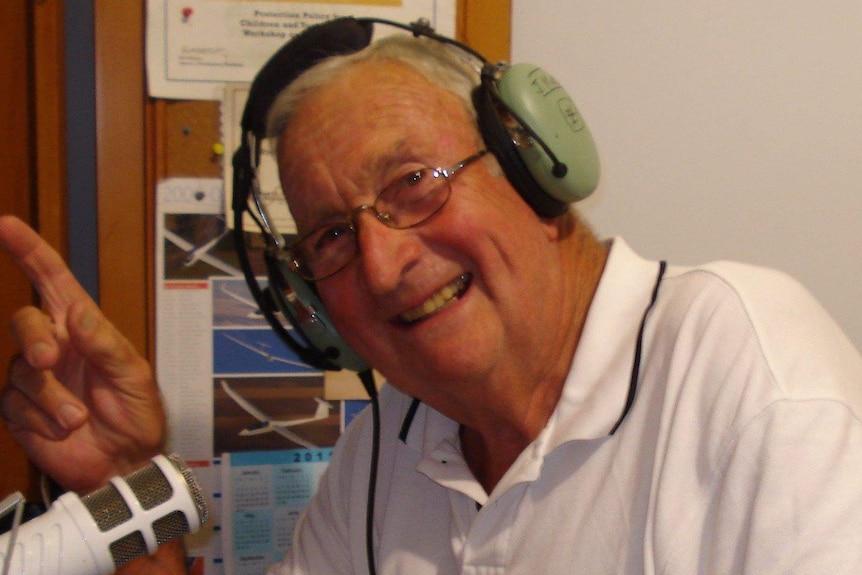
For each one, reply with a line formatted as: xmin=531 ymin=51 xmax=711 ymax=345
xmin=398 ymin=273 xmax=472 ymax=325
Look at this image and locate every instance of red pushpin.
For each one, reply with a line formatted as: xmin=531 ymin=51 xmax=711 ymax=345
xmin=182 ymin=7 xmax=193 ymax=22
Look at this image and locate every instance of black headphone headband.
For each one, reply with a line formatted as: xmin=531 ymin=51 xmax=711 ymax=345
xmin=242 ymin=18 xmax=374 ymax=138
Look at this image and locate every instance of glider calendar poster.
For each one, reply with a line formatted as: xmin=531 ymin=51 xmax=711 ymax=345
xmin=156 ymin=178 xmax=367 ymax=574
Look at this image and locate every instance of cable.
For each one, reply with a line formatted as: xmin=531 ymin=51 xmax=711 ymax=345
xmin=610 ymin=260 xmax=667 ymax=435
xmin=358 ymin=369 xmax=380 ymax=575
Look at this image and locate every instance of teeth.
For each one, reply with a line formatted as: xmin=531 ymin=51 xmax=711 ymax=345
xmin=400 ymin=274 xmax=470 ymax=324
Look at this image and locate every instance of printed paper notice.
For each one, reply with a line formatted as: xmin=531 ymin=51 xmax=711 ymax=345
xmin=147 ymin=0 xmax=456 ymax=99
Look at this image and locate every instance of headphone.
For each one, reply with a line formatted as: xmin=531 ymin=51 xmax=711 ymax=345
xmin=231 ymin=17 xmax=601 ymax=377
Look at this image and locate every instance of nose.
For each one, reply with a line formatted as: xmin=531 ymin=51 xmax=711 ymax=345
xmin=353 ymin=210 xmax=422 ymax=295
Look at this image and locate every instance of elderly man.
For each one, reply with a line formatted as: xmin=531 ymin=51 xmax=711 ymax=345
xmin=2 ymin=19 xmax=861 ymax=575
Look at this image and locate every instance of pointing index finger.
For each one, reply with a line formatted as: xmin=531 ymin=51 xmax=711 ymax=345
xmin=0 ymin=215 xmax=95 ymax=323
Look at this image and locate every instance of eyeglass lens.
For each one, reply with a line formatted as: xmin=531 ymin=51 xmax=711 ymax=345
xmin=289 ymin=151 xmax=487 ymax=280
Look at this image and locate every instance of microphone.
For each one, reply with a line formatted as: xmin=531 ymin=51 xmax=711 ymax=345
xmin=0 ymin=454 xmax=208 ymax=575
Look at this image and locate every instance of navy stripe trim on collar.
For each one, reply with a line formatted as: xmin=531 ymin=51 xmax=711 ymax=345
xmin=398 ymin=397 xmax=422 ymax=443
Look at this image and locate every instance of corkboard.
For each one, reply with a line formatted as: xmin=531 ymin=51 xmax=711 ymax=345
xmin=160 ymin=100 xmax=224 ymax=178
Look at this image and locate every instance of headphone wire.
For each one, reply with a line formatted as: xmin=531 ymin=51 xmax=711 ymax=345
xmin=358 ymin=369 xmax=380 ymax=575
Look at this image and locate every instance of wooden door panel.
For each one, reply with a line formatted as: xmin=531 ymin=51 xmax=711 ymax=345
xmin=0 ymin=0 xmax=38 ymax=500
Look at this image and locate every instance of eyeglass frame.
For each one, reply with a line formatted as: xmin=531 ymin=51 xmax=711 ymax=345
xmin=285 ymin=149 xmax=489 ymax=281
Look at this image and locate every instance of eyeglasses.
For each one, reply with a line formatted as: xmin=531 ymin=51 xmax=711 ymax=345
xmin=286 ymin=150 xmax=488 ymax=281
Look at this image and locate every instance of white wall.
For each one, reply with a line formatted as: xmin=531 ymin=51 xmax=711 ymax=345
xmin=512 ymin=2 xmax=862 ymax=349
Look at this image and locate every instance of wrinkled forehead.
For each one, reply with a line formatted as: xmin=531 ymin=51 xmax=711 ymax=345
xmin=278 ymin=60 xmax=479 ymax=182
xmin=283 ymin=58 xmax=471 ymax=134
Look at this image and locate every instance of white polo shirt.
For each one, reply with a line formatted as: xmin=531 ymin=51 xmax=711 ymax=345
xmin=270 ymin=238 xmax=862 ymax=575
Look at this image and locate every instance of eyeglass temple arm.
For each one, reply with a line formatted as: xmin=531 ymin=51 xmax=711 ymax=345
xmin=234 ymin=132 xmax=286 ymax=249
xmin=446 ymin=149 xmax=489 ymax=177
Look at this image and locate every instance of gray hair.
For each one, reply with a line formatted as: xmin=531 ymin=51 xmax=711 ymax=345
xmin=265 ymin=34 xmax=482 ymax=147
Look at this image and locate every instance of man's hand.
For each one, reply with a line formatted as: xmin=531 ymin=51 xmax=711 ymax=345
xmin=0 ymin=215 xmax=166 ymax=493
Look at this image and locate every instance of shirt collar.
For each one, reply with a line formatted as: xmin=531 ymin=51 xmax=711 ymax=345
xmin=539 ymin=237 xmax=662 ymax=449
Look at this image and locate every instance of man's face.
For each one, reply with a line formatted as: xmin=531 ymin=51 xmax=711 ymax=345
xmin=277 ymin=60 xmax=565 ymax=407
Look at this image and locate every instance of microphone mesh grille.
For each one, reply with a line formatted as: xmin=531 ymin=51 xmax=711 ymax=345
xmin=110 ymin=530 xmax=148 ymax=567
xmin=153 ymin=510 xmax=191 ymax=544
xmin=168 ymin=453 xmax=209 ymax=524
xmin=126 ymin=460 xmax=173 ymax=510
xmin=81 ymin=483 xmax=132 ymax=531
